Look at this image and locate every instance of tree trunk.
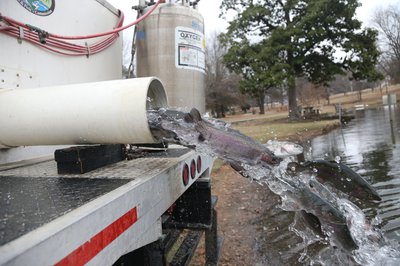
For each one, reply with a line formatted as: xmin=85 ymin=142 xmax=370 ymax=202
xmin=288 ymin=76 xmax=300 ymax=120
xmin=326 ymin=87 xmax=330 ymax=105
xmin=258 ymin=91 xmax=265 ymax=114
xmin=217 ymin=104 xmax=226 ymax=118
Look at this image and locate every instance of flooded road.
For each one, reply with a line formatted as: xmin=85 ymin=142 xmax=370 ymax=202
xmin=310 ymin=107 xmax=400 ymax=242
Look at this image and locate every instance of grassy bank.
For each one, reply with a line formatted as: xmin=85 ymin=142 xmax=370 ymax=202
xmin=233 ymin=119 xmax=340 ymax=143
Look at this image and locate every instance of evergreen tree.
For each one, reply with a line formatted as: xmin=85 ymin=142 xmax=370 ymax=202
xmin=220 ymin=0 xmax=382 ymax=119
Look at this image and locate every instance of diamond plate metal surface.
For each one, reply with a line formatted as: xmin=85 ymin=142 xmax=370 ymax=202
xmin=0 ymin=177 xmax=130 ymax=245
xmin=0 ymin=148 xmax=192 ymax=179
xmin=0 ymin=148 xmax=193 ymax=245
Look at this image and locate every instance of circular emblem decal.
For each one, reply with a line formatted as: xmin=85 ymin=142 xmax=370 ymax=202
xmin=17 ymin=0 xmax=55 ymax=16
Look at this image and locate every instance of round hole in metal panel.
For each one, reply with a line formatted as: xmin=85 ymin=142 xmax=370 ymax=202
xmin=182 ymin=164 xmax=189 ymax=186
xmin=197 ymin=156 xmax=202 ymax=173
xmin=190 ymin=159 xmax=196 ymax=179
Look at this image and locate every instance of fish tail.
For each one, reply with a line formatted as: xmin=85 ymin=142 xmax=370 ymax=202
xmin=184 ymin=108 xmax=203 ymax=123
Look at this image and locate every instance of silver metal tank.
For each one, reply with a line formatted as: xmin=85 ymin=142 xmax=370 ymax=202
xmin=136 ymin=2 xmax=206 ymax=113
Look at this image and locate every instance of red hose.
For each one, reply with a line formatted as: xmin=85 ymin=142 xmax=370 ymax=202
xmin=2 ymin=0 xmax=161 ymax=40
xmin=2 ymin=21 xmax=121 ymax=55
xmin=0 ymin=0 xmax=162 ymax=56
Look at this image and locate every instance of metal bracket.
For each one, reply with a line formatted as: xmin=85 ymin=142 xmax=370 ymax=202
xmin=54 ymin=145 xmax=125 ymax=174
xmin=163 ymin=179 xmax=214 ymax=229
xmin=18 ymin=26 xmax=24 ymax=44
xmin=26 ymin=24 xmax=48 ymax=44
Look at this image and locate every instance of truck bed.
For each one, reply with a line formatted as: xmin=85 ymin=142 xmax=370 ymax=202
xmin=0 ymin=147 xmax=213 ymax=265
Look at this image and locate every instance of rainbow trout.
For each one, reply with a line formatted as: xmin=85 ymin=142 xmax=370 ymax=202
xmin=287 ymin=160 xmax=381 ymax=201
xmin=148 ymin=108 xmax=281 ymax=167
xmin=288 ymin=182 xmax=358 ymax=251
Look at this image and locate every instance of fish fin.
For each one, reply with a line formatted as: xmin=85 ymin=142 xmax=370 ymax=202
xmin=301 ymin=211 xmax=322 ymax=228
xmin=230 ymin=163 xmax=250 ymax=178
xmin=184 ymin=108 xmax=202 ymax=123
xmin=198 ymin=133 xmax=206 ymax=142
xmin=230 ymin=163 xmax=244 ymax=172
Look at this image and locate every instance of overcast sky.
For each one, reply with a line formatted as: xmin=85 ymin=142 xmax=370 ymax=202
xmin=198 ymin=0 xmax=400 ymax=32
xmin=107 ymin=0 xmax=400 ymax=65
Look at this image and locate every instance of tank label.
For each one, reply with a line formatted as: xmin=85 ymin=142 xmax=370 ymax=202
xmin=17 ymin=0 xmax=55 ymax=16
xmin=175 ymin=27 xmax=205 ymax=73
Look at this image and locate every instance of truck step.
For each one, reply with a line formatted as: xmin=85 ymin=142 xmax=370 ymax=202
xmin=169 ymin=230 xmax=202 ymax=266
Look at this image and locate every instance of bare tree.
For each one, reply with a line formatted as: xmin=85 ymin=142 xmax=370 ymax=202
xmin=205 ymin=32 xmax=245 ymax=117
xmin=296 ymin=78 xmax=328 ymax=107
xmin=267 ymin=86 xmax=286 ymax=107
xmin=373 ymin=5 xmax=400 ymax=84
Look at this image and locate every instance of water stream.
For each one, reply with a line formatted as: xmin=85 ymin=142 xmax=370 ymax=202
xmin=148 ymin=107 xmax=400 ymax=265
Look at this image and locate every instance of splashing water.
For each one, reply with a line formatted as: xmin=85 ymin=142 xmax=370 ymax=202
xmin=147 ymin=108 xmax=400 ymax=265
xmin=336 ymin=199 xmax=400 ymax=265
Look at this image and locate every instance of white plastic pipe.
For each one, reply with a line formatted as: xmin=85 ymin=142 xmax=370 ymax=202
xmin=0 ymin=77 xmax=168 ymax=149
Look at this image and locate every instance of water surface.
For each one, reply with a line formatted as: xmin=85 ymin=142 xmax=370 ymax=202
xmin=310 ymin=107 xmax=400 ymax=241
xmin=255 ymin=107 xmax=400 ymax=265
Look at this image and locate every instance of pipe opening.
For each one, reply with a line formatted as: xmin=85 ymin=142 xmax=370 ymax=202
xmin=146 ymin=79 xmax=168 ymax=110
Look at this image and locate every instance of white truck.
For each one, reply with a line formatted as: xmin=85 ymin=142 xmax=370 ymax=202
xmin=0 ymin=0 xmax=220 ymax=265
